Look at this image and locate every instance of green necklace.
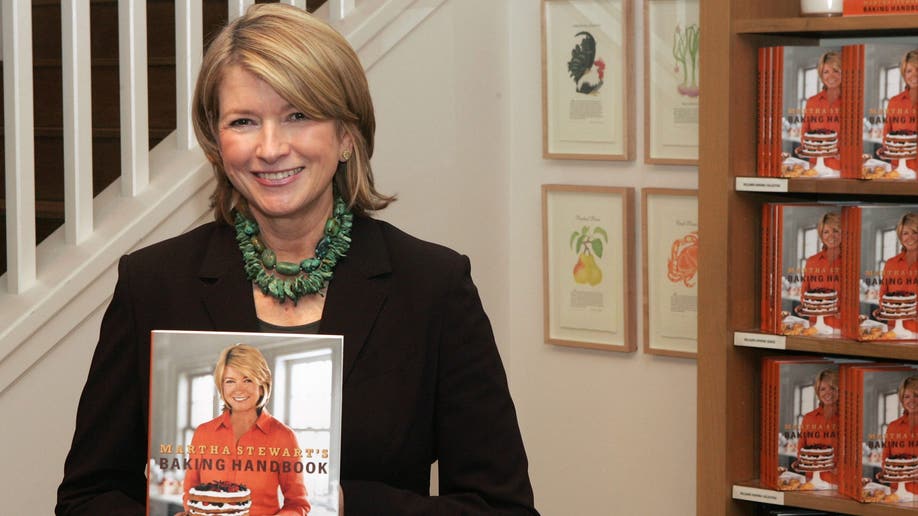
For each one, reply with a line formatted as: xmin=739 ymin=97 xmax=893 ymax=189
xmin=233 ymin=196 xmax=353 ymax=304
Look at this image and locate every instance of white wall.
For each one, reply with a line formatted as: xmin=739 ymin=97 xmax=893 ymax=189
xmin=0 ymin=1 xmax=699 ymax=515
xmin=371 ymin=2 xmax=699 ymax=515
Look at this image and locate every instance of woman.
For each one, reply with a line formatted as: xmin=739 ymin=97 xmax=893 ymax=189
xmin=799 ymin=51 xmax=842 ymax=176
xmin=796 ymin=369 xmax=839 ymax=486
xmin=183 ymin=345 xmax=309 ymax=515
xmin=879 ymin=212 xmax=918 ymax=333
xmin=882 ymin=50 xmax=918 ymax=174
xmin=799 ymin=211 xmax=842 ymax=333
xmin=56 ymin=4 xmax=537 ymax=515
xmin=882 ymin=376 xmax=918 ymax=495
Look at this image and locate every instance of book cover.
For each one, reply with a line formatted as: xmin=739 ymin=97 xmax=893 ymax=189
xmin=843 ymin=0 xmax=918 ymax=16
xmin=854 ymin=43 xmax=918 ymax=180
xmin=769 ymin=45 xmax=844 ymax=179
xmin=762 ymin=357 xmax=841 ymax=491
xmin=842 ymin=364 xmax=918 ymax=504
xmin=762 ymin=204 xmax=843 ymax=337
xmin=147 ymin=330 xmax=343 ymax=516
xmin=844 ymin=204 xmax=918 ymax=340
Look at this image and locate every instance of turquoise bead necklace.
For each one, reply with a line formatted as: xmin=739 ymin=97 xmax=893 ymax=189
xmin=233 ymin=195 xmax=353 ymax=304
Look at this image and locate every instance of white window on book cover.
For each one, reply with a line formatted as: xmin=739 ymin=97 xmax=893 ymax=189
xmin=879 ymin=227 xmax=899 ymax=270
xmin=882 ymin=65 xmax=903 ymax=112
xmin=273 ymin=350 xmax=334 ymax=497
xmin=793 ymin=382 xmax=816 ymax=430
xmin=797 ymin=225 xmax=819 ymax=273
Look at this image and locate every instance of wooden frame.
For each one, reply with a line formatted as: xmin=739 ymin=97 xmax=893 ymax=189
xmin=541 ymin=0 xmax=634 ymax=160
xmin=641 ymin=188 xmax=698 ymax=358
xmin=542 ymin=184 xmax=636 ymax=351
xmin=643 ymin=0 xmax=699 ymax=164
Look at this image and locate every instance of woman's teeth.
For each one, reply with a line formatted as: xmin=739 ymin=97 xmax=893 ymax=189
xmin=258 ymin=167 xmax=302 ymax=180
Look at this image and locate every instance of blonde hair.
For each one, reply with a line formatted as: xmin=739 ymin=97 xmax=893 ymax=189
xmin=899 ymin=375 xmax=918 ymax=413
xmin=817 ymin=211 xmax=841 ymax=250
xmin=192 ymin=3 xmax=394 ymax=223
xmin=214 ymin=344 xmax=272 ymax=412
xmin=818 ymin=51 xmax=841 ymax=90
xmin=896 ymin=212 xmax=918 ymax=251
xmin=900 ymin=50 xmax=918 ymax=87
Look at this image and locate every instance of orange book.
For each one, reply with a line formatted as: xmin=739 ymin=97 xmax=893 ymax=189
xmin=840 ymin=364 xmax=918 ymax=504
xmin=762 ymin=356 xmax=846 ymax=491
xmin=844 ymin=0 xmax=918 ymax=16
xmin=843 ymin=204 xmax=918 ymax=341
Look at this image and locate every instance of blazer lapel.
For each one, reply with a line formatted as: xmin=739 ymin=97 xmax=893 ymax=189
xmin=198 ymin=225 xmax=261 ymax=332
xmin=320 ymin=216 xmax=391 ymax=382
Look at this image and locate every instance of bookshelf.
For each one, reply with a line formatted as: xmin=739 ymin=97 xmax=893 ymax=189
xmin=698 ymin=2 xmax=918 ymax=516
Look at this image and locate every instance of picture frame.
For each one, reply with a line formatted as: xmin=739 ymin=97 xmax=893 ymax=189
xmin=643 ymin=0 xmax=699 ymax=164
xmin=542 ymin=184 xmax=636 ymax=351
xmin=541 ymin=0 xmax=634 ymax=160
xmin=641 ymin=188 xmax=697 ymax=358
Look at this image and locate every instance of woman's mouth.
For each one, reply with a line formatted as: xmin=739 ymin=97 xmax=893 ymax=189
xmin=254 ymin=167 xmax=303 ymax=183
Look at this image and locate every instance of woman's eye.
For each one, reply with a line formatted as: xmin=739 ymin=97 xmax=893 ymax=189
xmin=290 ymin=112 xmax=307 ymax=121
xmin=229 ymin=118 xmax=253 ymax=127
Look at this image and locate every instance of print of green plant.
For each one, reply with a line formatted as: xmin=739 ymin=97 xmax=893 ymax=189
xmin=570 ymin=225 xmax=608 ymax=286
xmin=673 ymin=23 xmax=700 ymax=97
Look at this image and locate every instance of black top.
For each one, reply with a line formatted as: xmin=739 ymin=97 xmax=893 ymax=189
xmin=56 ymin=216 xmax=538 ymax=515
xmin=258 ymin=318 xmax=321 ymax=334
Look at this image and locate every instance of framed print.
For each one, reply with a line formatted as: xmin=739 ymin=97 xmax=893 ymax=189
xmin=642 ymin=188 xmax=697 ymax=357
xmin=643 ymin=0 xmax=699 ymax=164
xmin=541 ymin=0 xmax=634 ymax=160
xmin=542 ymin=184 xmax=636 ymax=351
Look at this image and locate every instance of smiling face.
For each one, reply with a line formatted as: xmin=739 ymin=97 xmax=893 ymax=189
xmin=903 ymin=388 xmax=918 ymax=415
xmin=820 ymin=220 xmax=842 ymax=250
xmin=820 ymin=61 xmax=842 ymax=91
xmin=901 ymin=223 xmax=918 ymax=253
xmin=216 ymin=64 xmax=351 ymax=226
xmin=906 ymin=62 xmax=918 ymax=90
xmin=221 ymin=365 xmax=262 ymax=414
xmin=816 ymin=379 xmax=838 ymax=407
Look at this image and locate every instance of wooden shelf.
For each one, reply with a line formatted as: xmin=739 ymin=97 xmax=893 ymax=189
xmin=735 ymin=177 xmax=918 ymax=196
xmin=697 ymin=2 xmax=918 ymax=516
xmin=734 ymin=14 xmax=918 ymax=37
xmin=734 ymin=331 xmax=918 ymax=361
xmin=734 ymin=481 xmax=918 ymax=515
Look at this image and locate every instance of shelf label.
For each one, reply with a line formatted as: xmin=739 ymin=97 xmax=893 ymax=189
xmin=732 ymin=485 xmax=784 ymax=505
xmin=734 ymin=331 xmax=786 ymax=350
xmin=735 ymin=177 xmax=788 ymax=192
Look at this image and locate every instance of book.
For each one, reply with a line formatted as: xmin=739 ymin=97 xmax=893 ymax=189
xmin=851 ymin=42 xmax=918 ymax=180
xmin=839 ymin=363 xmax=918 ymax=504
xmin=842 ymin=204 xmax=918 ymax=340
xmin=758 ymin=45 xmax=845 ymax=178
xmin=761 ymin=356 xmax=843 ymax=491
xmin=761 ymin=203 xmax=844 ymax=337
xmin=147 ymin=330 xmax=343 ymax=516
xmin=843 ymin=0 xmax=918 ymax=16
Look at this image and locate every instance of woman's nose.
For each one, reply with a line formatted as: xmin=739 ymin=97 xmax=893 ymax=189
xmin=256 ymin=124 xmax=290 ymax=162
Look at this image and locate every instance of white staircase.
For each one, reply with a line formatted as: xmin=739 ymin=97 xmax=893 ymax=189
xmin=0 ymin=0 xmax=445 ymax=395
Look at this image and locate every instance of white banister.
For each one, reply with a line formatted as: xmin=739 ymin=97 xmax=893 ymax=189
xmin=328 ymin=0 xmax=358 ymax=25
xmin=228 ymin=0 xmax=255 ymax=20
xmin=118 ymin=0 xmax=150 ymax=196
xmin=175 ymin=0 xmax=202 ymax=151
xmin=62 ymin=0 xmax=94 ymax=245
xmin=283 ymin=0 xmax=309 ymax=9
xmin=3 ymin=0 xmax=35 ymax=294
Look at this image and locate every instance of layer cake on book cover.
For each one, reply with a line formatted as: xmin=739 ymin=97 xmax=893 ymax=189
xmin=147 ymin=330 xmax=343 ymax=516
xmin=842 ymin=204 xmax=918 ymax=341
xmin=839 ymin=363 xmax=918 ymax=505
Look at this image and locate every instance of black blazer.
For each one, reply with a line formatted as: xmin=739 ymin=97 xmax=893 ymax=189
xmin=56 ymin=216 xmax=538 ymax=515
